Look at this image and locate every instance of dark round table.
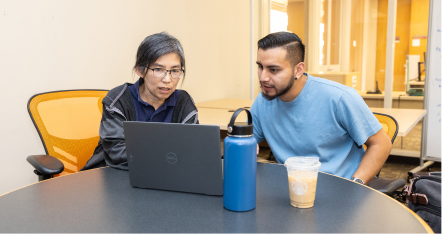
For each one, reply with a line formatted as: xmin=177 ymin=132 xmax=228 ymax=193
xmin=0 ymin=163 xmax=431 ymax=233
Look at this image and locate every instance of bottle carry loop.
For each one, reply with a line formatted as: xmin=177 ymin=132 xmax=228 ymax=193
xmin=227 ymin=108 xmax=253 ymax=137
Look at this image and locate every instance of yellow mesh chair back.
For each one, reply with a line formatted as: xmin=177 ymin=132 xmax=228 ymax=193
xmin=366 ymin=112 xmax=405 ymax=195
xmin=373 ymin=112 xmax=398 ymax=143
xmin=28 ymin=90 xmax=108 ymax=176
xmin=363 ymin=113 xmax=398 ymax=152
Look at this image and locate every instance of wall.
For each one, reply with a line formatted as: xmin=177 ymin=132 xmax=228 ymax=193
xmin=287 ymin=0 xmax=304 ymax=41
xmin=374 ymin=0 xmax=391 ymax=91
xmin=349 ymin=0 xmax=364 ymax=74
xmin=409 ymin=0 xmax=429 ymax=68
xmin=375 ymin=0 xmax=429 ymax=91
xmin=253 ymin=0 xmax=271 ymax=98
xmin=393 ymin=0 xmax=412 ymax=91
xmin=0 ymin=0 xmax=251 ymax=195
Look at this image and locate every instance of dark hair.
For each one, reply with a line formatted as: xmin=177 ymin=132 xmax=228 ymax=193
xmin=134 ymin=32 xmax=186 ymax=80
xmin=258 ymin=32 xmax=305 ymax=68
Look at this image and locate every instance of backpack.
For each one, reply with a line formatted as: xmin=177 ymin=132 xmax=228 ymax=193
xmin=405 ymin=172 xmax=441 ymax=233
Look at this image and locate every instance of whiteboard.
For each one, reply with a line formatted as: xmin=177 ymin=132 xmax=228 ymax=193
xmin=422 ymin=0 xmax=441 ymax=159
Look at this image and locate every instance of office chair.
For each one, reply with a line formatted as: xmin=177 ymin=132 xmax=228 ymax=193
xmin=366 ymin=112 xmax=406 ymax=197
xmin=27 ymin=90 xmax=108 ymax=181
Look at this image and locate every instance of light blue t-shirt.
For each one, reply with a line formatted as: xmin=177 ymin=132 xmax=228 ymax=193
xmin=250 ymin=74 xmax=382 ymax=179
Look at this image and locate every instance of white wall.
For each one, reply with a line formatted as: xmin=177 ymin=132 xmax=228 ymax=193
xmin=253 ymin=0 xmax=270 ymax=98
xmin=0 ymin=0 xmax=251 ymax=195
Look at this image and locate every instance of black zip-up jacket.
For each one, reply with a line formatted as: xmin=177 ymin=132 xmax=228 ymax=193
xmin=81 ymin=82 xmax=198 ymax=171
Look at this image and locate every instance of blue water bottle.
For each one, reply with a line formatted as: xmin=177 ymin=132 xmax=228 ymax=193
xmin=223 ymin=108 xmax=257 ymax=211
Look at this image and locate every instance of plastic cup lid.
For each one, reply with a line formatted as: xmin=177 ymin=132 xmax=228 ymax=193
xmin=284 ymin=157 xmax=321 ymax=170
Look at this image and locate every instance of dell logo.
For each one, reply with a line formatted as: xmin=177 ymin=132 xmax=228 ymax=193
xmin=166 ymin=152 xmax=177 ymax=164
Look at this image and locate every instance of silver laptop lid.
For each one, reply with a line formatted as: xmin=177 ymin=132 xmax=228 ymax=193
xmin=124 ymin=122 xmax=223 ymax=196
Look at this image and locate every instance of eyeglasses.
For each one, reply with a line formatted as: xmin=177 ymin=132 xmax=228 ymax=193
xmin=148 ymin=67 xmax=184 ymax=79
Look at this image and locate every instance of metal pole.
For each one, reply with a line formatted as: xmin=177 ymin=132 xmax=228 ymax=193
xmin=383 ymin=0 xmax=397 ymax=109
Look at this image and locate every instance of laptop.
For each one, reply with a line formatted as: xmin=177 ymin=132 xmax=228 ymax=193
xmin=123 ymin=122 xmax=223 ymax=196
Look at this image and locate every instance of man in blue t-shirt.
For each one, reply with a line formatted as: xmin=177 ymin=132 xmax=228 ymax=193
xmin=251 ymin=32 xmax=392 ymax=184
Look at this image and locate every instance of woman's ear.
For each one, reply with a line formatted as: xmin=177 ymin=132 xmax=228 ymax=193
xmin=135 ymin=66 xmax=146 ymax=77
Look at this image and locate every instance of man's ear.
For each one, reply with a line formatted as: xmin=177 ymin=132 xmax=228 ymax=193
xmin=135 ymin=66 xmax=146 ymax=77
xmin=295 ymin=62 xmax=306 ymax=79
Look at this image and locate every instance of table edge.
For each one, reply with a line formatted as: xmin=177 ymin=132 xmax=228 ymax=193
xmin=402 ymin=110 xmax=427 ymax=136
xmin=319 ymin=170 xmax=433 ymax=233
xmin=3 ymin=165 xmax=433 ymax=233
xmin=0 ymin=166 xmax=109 ymax=197
xmin=265 ymin=163 xmax=432 ymax=233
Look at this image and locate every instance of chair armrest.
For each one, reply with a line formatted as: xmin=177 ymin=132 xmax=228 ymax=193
xmin=366 ymin=177 xmax=406 ymax=195
xmin=27 ymin=155 xmax=64 ymax=176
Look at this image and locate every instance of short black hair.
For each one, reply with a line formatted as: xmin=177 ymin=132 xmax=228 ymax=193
xmin=258 ymin=32 xmax=305 ymax=67
xmin=134 ymin=32 xmax=186 ymax=80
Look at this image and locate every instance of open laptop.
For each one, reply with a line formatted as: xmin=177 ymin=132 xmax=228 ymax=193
xmin=123 ymin=122 xmax=223 ymax=196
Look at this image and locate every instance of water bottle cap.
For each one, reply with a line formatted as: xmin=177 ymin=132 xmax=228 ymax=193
xmin=227 ymin=108 xmax=253 ymax=137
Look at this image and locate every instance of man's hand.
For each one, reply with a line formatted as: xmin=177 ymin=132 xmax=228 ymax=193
xmin=352 ymin=129 xmax=392 ymax=184
xmin=257 ymin=144 xmax=260 ymax=155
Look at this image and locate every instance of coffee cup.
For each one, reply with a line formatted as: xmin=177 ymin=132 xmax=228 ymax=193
xmin=284 ymin=157 xmax=321 ymax=208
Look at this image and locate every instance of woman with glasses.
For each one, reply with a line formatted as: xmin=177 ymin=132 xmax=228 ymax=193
xmin=82 ymin=32 xmax=198 ymax=171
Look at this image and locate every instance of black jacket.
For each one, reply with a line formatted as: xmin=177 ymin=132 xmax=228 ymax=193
xmin=82 ymin=82 xmax=198 ymax=171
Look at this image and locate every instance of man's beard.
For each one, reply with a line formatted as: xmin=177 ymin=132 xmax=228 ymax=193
xmin=261 ymin=73 xmax=296 ymax=101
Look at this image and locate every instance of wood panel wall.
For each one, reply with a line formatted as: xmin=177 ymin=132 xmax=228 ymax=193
xmin=287 ymin=1 xmax=305 ymax=41
xmin=375 ymin=0 xmax=429 ymax=91
xmin=394 ymin=0 xmax=412 ymax=91
xmin=350 ymin=1 xmax=364 ymax=74
xmin=409 ymin=0 xmax=429 ymax=70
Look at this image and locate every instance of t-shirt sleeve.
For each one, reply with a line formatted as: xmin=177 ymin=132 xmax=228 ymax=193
xmin=250 ymin=95 xmax=265 ymax=144
xmin=336 ymin=89 xmax=382 ymax=146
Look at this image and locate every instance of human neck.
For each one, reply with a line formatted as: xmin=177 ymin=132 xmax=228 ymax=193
xmin=279 ymin=74 xmax=307 ymax=102
xmin=139 ymin=84 xmax=165 ymax=110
